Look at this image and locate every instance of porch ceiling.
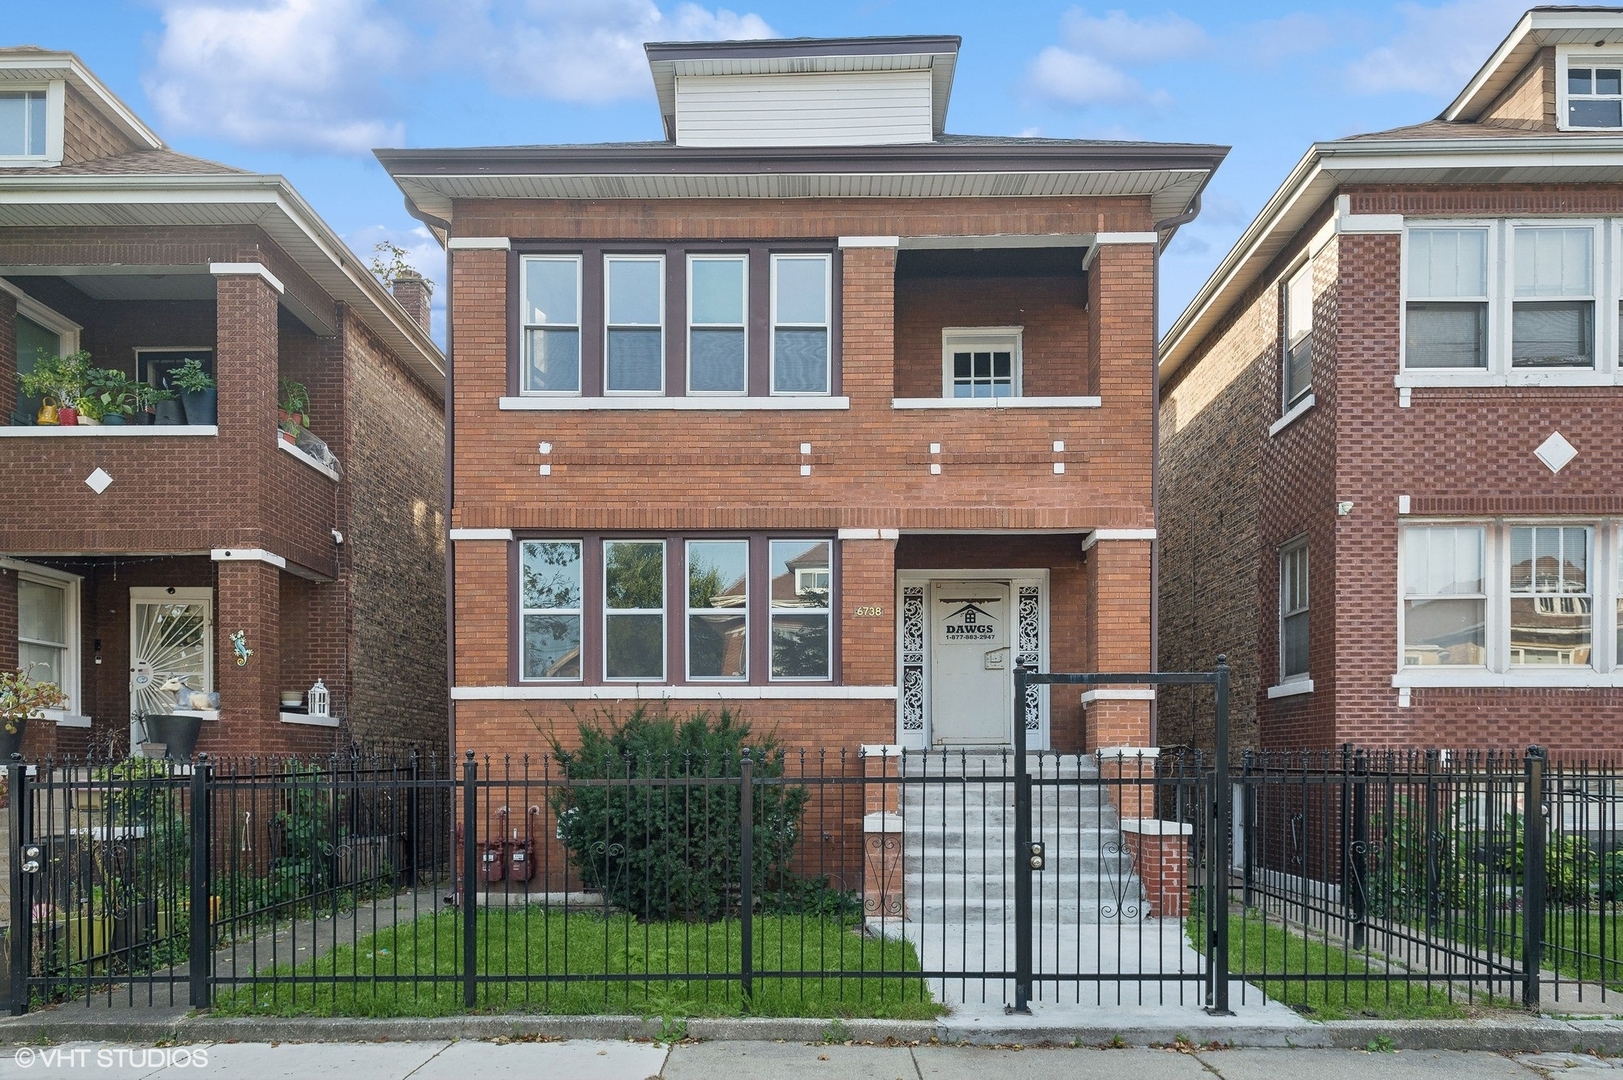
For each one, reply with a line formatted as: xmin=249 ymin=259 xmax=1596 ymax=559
xmin=0 ymin=264 xmax=334 ymax=336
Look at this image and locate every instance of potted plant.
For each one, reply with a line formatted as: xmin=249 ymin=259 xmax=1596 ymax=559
xmin=0 ymin=667 xmax=67 ymax=761
xmin=278 ymin=376 xmax=309 ymax=427
xmin=169 ymin=358 xmax=217 ymax=425
xmin=131 ymin=381 xmax=173 ymax=426
xmin=18 ymin=351 xmax=92 ymax=426
xmin=88 ymin=369 xmax=137 ymax=426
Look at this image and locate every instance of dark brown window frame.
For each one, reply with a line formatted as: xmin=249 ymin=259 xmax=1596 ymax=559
xmin=507 ymin=242 xmax=842 ymax=398
xmin=509 ymin=531 xmax=841 ymax=687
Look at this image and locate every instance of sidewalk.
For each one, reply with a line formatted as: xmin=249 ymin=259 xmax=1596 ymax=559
xmin=0 ymin=1039 xmax=1617 ymax=1080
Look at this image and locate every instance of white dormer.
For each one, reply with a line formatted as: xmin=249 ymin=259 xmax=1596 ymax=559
xmin=645 ymin=36 xmax=959 ymax=148
xmin=0 ymin=48 xmax=163 ymax=167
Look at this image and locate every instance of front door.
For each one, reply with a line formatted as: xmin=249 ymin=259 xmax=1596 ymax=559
xmin=129 ymin=588 xmax=213 ymax=745
xmin=929 ymin=580 xmax=1012 ymax=745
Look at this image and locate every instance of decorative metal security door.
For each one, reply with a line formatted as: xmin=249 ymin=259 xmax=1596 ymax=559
xmin=129 ymin=588 xmax=213 ymax=743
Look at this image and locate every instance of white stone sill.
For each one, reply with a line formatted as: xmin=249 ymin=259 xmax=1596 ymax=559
xmin=280 ymin=711 xmax=340 ymax=727
xmin=1392 ymin=670 xmax=1623 ymax=689
xmin=1268 ymin=394 xmax=1315 ymax=437
xmin=277 ymin=437 xmax=340 ymax=481
xmin=43 ymin=709 xmax=91 ymax=728
xmin=1393 ymin=371 xmax=1622 ymax=389
xmin=0 ymin=425 xmax=217 ymax=437
xmin=499 ymin=396 xmax=850 ymax=411
xmin=891 ymin=396 xmax=1101 ymax=410
xmin=1080 ymin=688 xmax=1155 ymax=705
xmin=1267 ymin=679 xmax=1315 ymax=699
xmin=1121 ymin=817 xmax=1193 ymax=836
xmin=452 ymin=684 xmax=897 ymax=701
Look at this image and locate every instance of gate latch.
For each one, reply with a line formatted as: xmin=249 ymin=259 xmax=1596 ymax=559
xmin=1028 ymin=841 xmax=1046 ymax=871
xmin=20 ymin=844 xmax=41 ymax=874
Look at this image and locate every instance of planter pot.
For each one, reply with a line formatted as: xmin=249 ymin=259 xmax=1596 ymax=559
xmin=112 ymin=899 xmax=159 ymax=953
xmin=140 ymin=714 xmax=203 ymax=761
xmin=58 ymin=406 xmax=78 ymax=426
xmin=179 ymin=388 xmax=217 ymax=426
xmin=0 ymin=719 xmax=25 ymax=762
xmin=153 ymin=399 xmax=184 ymax=425
xmin=78 ymin=415 xmax=100 ymax=426
xmin=50 ymin=913 xmax=112 ymax=966
xmin=101 ymin=413 xmax=126 ymax=426
xmin=135 ymin=410 xmax=156 ymax=426
xmin=280 ymin=430 xmax=297 ymax=444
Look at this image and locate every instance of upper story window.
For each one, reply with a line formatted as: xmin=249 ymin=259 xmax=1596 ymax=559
xmin=1283 ymin=265 xmax=1313 ymax=405
xmin=516 ymin=248 xmax=837 ymax=399
xmin=521 ymin=257 xmax=582 ymax=394
xmin=1400 ymin=521 xmax=1623 ymax=678
xmin=605 ymin=256 xmax=664 ymax=394
xmin=1564 ymin=58 xmax=1623 ymax=129
xmin=771 ymin=255 xmax=832 ymax=395
xmin=1401 ymin=220 xmax=1620 ymax=381
xmin=0 ymin=91 xmax=46 ymax=158
xmin=688 ymin=256 xmax=747 ymax=395
xmin=943 ymin=327 xmax=1021 ymax=398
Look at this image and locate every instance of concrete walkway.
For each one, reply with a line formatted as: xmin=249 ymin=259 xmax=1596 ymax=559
xmin=0 ymin=1040 xmax=1614 ymax=1080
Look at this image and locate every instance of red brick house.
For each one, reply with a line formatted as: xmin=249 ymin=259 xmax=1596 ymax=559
xmin=1158 ymin=8 xmax=1623 ymax=753
xmin=380 ymin=36 xmax=1224 ymax=758
xmin=0 ymin=49 xmax=447 ymax=759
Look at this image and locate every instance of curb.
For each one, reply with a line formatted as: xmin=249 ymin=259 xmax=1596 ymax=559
xmin=2 ymin=1011 xmax=1622 ymax=1052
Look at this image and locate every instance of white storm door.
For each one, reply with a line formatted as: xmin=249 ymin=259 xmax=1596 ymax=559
xmin=129 ymin=588 xmax=213 ymax=719
xmin=929 ymin=580 xmax=1013 ymax=745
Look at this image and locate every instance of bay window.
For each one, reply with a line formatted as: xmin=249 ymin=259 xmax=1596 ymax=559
xmin=518 ymin=535 xmax=835 ymax=685
xmin=1399 ymin=522 xmax=1623 ymax=680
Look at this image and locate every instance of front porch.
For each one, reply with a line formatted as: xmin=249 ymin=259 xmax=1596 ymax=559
xmin=2 ymin=552 xmax=349 ymax=760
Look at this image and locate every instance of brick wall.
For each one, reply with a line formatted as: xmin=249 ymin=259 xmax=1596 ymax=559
xmin=344 ymin=308 xmax=447 ymax=747
xmin=893 ymin=275 xmax=1087 ymax=398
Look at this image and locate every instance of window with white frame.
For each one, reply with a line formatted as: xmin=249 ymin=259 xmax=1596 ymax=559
xmin=1400 ymin=522 xmax=1623 ymax=676
xmin=1401 ymin=221 xmax=1621 ymax=377
xmin=519 ymin=540 xmax=582 ymax=679
xmin=605 ymin=256 xmax=664 ymax=393
xmin=1284 ymin=265 xmax=1313 ymax=404
xmin=943 ymin=327 xmax=1021 ymax=399
xmin=1564 ymin=59 xmax=1623 ymax=129
xmin=1280 ymin=540 xmax=1310 ymax=681
xmin=15 ymin=564 xmax=78 ymax=714
xmin=770 ymin=540 xmax=831 ymax=679
xmin=520 ymin=256 xmax=582 ymax=394
xmin=771 ymin=255 xmax=831 ymax=395
xmin=687 ymin=539 xmax=748 ymax=679
xmin=688 ymin=255 xmax=747 ymax=394
xmin=518 ymin=536 xmax=834 ymax=685
xmin=0 ymin=90 xmax=47 ymax=159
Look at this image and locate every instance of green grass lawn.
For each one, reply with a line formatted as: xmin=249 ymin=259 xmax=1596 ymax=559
xmin=1461 ymin=906 xmax=1623 ymax=992
xmin=212 ymin=909 xmax=941 ymax=1020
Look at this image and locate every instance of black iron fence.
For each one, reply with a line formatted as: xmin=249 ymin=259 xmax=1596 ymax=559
xmin=2 ymin=739 xmax=1617 ymax=1018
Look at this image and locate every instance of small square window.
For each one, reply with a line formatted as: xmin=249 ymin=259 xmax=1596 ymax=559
xmin=1567 ymin=63 xmax=1623 ymax=128
xmin=0 ymin=91 xmax=47 ymax=158
xmin=942 ymin=328 xmax=1021 ymax=399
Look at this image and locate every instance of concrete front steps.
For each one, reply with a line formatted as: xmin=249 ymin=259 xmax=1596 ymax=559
xmin=894 ymin=751 xmax=1147 ymax=926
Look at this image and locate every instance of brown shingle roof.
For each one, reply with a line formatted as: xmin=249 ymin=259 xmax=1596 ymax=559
xmin=1338 ymin=119 xmax=1574 ymax=141
xmin=0 ymin=149 xmax=244 ymax=176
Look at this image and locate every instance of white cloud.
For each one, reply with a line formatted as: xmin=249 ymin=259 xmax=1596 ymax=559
xmin=449 ymin=1 xmax=775 ymax=104
xmin=1058 ymin=8 xmax=1209 ymax=64
xmin=1346 ymin=0 xmax=1528 ymax=96
xmin=1241 ymin=12 xmax=1337 ymax=67
xmin=145 ymin=0 xmax=408 ymax=154
xmin=1026 ymin=7 xmax=1203 ymax=110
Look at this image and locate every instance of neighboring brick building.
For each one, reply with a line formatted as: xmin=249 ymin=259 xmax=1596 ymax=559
xmin=1159 ymin=8 xmax=1623 ymax=754
xmin=380 ymin=36 xmax=1224 ymax=759
xmin=0 ymin=49 xmax=447 ymax=759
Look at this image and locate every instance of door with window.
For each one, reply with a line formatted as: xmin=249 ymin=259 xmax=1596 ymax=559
xmin=129 ymin=589 xmax=213 ymax=740
xmin=929 ymin=580 xmax=1013 ymax=745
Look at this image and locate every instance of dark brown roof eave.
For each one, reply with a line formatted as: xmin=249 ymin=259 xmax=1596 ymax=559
xmin=374 ymin=141 xmax=1230 ymax=179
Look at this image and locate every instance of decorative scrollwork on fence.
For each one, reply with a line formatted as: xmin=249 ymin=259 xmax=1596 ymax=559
xmin=862 ymin=833 xmax=904 ymax=918
xmin=1098 ymin=836 xmax=1145 ymax=921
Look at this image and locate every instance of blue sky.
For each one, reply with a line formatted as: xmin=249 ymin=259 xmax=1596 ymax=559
xmin=10 ymin=1 xmax=1535 ymax=345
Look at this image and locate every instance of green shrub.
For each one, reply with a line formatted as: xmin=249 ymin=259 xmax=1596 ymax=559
xmin=549 ymin=705 xmax=809 ymax=921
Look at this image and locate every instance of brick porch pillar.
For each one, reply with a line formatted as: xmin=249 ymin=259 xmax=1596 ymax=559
xmin=213 ymin=561 xmax=280 ymax=756
xmin=0 ymin=289 xmax=17 ymax=420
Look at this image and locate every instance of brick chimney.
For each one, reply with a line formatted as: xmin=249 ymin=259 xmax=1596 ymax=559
xmin=391 ymin=270 xmax=431 ymax=336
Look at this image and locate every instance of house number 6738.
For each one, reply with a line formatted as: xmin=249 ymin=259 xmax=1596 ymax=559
xmin=852 ymin=606 xmax=883 ymax=617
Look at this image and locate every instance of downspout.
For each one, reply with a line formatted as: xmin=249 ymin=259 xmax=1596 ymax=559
xmin=1148 ymin=193 xmax=1202 ymax=747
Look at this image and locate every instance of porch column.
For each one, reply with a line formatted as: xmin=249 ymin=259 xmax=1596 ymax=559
xmin=0 ymin=288 xmax=16 ymax=419
xmin=211 ymin=263 xmax=280 ymax=549
xmin=837 ymin=529 xmax=898 ymax=710
xmin=1083 ymin=536 xmax=1153 ymax=750
xmin=214 ymin=560 xmax=280 ymax=755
